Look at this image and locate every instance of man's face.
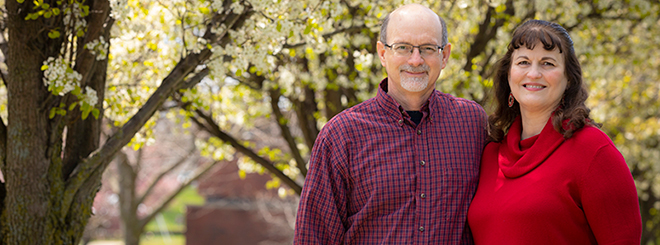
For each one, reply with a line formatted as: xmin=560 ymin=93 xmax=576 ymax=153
xmin=377 ymin=8 xmax=450 ymax=96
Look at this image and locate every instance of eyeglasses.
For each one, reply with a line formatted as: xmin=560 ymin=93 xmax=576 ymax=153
xmin=384 ymin=43 xmax=444 ymax=57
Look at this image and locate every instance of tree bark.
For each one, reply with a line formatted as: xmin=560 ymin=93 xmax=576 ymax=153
xmin=294 ymin=85 xmax=320 ymax=151
xmin=117 ymin=151 xmax=142 ymax=245
xmin=62 ymin=0 xmax=111 ymax=179
xmin=269 ymin=89 xmax=308 ymax=177
xmin=4 ymin=0 xmax=53 ymax=243
xmin=1 ymin=0 xmax=253 ymax=243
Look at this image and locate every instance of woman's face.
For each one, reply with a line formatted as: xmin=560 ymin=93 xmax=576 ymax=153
xmin=509 ymin=43 xmax=568 ymax=117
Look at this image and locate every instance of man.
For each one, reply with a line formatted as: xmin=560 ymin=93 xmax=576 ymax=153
xmin=294 ymin=4 xmax=487 ymax=244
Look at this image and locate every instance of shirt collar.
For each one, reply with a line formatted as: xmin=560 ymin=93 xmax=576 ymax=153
xmin=376 ymin=78 xmax=436 ymax=124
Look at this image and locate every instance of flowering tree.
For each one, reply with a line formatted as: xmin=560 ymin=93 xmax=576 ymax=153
xmin=0 ymin=0 xmax=659 ymax=244
xmin=0 ymin=0 xmax=252 ymax=243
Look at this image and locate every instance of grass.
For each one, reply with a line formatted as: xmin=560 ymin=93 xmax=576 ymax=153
xmin=88 ymin=186 xmax=203 ymax=245
xmin=140 ymin=234 xmax=185 ymax=245
xmin=143 ymin=185 xmax=205 ymax=233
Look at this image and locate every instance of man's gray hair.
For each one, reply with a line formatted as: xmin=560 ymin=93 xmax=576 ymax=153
xmin=379 ymin=12 xmax=448 ymax=47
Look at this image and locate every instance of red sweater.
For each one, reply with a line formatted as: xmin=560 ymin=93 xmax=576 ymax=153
xmin=467 ymin=117 xmax=641 ymax=244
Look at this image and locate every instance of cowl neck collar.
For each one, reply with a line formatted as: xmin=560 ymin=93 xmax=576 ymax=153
xmin=498 ymin=116 xmax=565 ymax=178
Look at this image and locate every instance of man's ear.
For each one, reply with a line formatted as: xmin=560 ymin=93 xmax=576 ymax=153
xmin=377 ymin=41 xmax=387 ymax=67
xmin=441 ymin=43 xmax=452 ymax=69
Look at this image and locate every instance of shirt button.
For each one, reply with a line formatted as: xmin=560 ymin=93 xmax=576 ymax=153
xmin=420 ymin=160 xmax=426 ymax=166
xmin=418 ymin=226 xmax=425 ymax=232
xmin=416 ymin=129 xmax=422 ymax=135
xmin=420 ymin=193 xmax=426 ymax=199
xmin=398 ymin=119 xmax=404 ymax=126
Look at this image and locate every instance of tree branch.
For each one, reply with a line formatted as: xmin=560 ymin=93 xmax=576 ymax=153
xmin=463 ymin=0 xmax=514 ymax=72
xmin=136 ymin=145 xmax=197 ymax=206
xmin=189 ymin=108 xmax=303 ymax=195
xmin=0 ymin=116 xmax=6 ymax=174
xmin=62 ymin=48 xmax=212 ymax=219
xmin=62 ymin=5 xmax=255 ymax=219
xmin=293 ymin=84 xmax=320 ymax=151
xmin=282 ymin=25 xmax=367 ymax=49
xmin=0 ymin=33 xmax=7 ymax=61
xmin=269 ymin=89 xmax=307 ymax=177
xmin=138 ymin=159 xmax=222 ymax=230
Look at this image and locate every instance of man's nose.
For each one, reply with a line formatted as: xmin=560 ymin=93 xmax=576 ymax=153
xmin=407 ymin=48 xmax=424 ymax=66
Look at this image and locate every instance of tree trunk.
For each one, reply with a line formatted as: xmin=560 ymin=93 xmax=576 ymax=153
xmin=2 ymin=1 xmax=110 ymax=244
xmin=4 ymin=0 xmax=53 ymax=244
xmin=0 ymin=0 xmax=253 ymax=243
xmin=117 ymin=152 xmax=142 ymax=245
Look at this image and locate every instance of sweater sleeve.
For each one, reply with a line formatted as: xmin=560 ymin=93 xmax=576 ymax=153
xmin=580 ymin=143 xmax=642 ymax=244
xmin=294 ymin=131 xmax=349 ymax=245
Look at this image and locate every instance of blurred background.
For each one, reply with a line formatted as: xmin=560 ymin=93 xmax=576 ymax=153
xmin=1 ymin=0 xmax=659 ymax=244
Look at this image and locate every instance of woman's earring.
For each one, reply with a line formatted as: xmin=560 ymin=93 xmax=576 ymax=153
xmin=508 ymin=93 xmax=515 ymax=107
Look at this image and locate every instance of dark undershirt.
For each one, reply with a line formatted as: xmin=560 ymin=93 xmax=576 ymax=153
xmin=407 ymin=111 xmax=423 ymax=126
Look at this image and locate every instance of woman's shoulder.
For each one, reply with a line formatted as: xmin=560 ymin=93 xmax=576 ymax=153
xmin=571 ymin=125 xmax=612 ymax=145
xmin=566 ymin=125 xmax=621 ymax=160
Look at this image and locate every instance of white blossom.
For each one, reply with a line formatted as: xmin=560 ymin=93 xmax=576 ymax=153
xmin=85 ymin=36 xmax=109 ymax=60
xmin=110 ymin=0 xmax=129 ymax=20
xmin=42 ymin=57 xmax=82 ymax=96
xmin=81 ymin=86 xmax=99 ymax=106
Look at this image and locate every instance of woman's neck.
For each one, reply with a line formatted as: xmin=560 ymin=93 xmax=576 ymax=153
xmin=519 ymin=109 xmax=553 ymax=140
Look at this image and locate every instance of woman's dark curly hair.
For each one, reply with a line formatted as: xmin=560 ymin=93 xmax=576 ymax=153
xmin=488 ymin=19 xmax=600 ymax=142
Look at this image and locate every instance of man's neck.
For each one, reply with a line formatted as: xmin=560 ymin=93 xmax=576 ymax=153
xmin=387 ymin=86 xmax=434 ymax=111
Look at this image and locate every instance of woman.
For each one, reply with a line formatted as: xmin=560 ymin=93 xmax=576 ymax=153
xmin=467 ymin=20 xmax=641 ymax=244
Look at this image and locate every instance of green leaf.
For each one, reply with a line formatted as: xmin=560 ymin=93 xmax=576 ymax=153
xmin=56 ymin=108 xmax=67 ymax=116
xmin=52 ymin=8 xmax=60 ymax=15
xmin=71 ymin=86 xmax=81 ymax=96
xmin=42 ymin=3 xmax=50 ymax=9
xmin=24 ymin=13 xmax=37 ymax=20
xmin=44 ymin=11 xmax=52 ymax=18
xmin=49 ymin=108 xmax=56 ymax=119
xmin=276 ymin=21 xmax=282 ymax=32
xmin=48 ymin=30 xmax=60 ymax=39
xmin=41 ymin=64 xmax=49 ymax=71
xmin=81 ymin=109 xmax=90 ymax=120
xmin=81 ymin=5 xmax=90 ymax=16
xmin=303 ymin=24 xmax=312 ymax=35
xmin=91 ymin=108 xmax=100 ymax=119
xmin=68 ymin=102 xmax=78 ymax=111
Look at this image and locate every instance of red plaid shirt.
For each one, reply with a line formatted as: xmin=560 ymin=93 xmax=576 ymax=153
xmin=294 ymin=79 xmax=488 ymax=244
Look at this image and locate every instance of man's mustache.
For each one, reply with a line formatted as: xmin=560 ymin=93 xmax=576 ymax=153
xmin=400 ymin=64 xmax=430 ymax=73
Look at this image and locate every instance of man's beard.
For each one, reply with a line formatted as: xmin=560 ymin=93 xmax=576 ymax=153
xmin=400 ymin=64 xmax=430 ymax=92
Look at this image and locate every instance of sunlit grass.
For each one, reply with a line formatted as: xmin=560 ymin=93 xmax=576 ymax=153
xmin=144 ymin=186 xmax=204 ymax=233
xmin=87 ymin=234 xmax=185 ymax=245
xmin=140 ymin=234 xmax=185 ymax=245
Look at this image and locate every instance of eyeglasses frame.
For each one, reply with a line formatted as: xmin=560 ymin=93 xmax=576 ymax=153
xmin=383 ymin=43 xmax=445 ymax=57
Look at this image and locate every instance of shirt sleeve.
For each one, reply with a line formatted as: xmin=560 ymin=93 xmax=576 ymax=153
xmin=580 ymin=143 xmax=642 ymax=244
xmin=294 ymin=131 xmax=349 ymax=245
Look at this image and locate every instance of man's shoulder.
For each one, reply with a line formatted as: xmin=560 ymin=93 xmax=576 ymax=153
xmin=433 ymin=91 xmax=486 ymax=115
xmin=320 ymin=97 xmax=379 ymax=134
xmin=328 ymin=97 xmax=379 ymax=122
